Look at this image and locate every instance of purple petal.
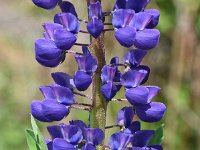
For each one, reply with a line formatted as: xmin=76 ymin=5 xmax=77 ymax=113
xmin=32 ymin=0 xmax=59 ymax=9
xmin=50 ymin=84 xmax=75 ymax=105
xmin=131 ymin=130 xmax=155 ymax=147
xmin=59 ymin=1 xmax=77 ymax=17
xmin=134 ymin=29 xmax=160 ymax=50
xmin=112 ymin=9 xmax=135 ymax=28
xmin=47 ymin=125 xmax=65 ymax=139
xmin=145 ymin=9 xmax=160 ymax=28
xmin=89 ymin=1 xmax=102 ymax=19
xmin=116 ymin=106 xmax=134 ymax=127
xmin=31 ymin=101 xmax=51 ymax=122
xmin=42 ymin=23 xmax=63 ymax=40
xmin=75 ymin=55 xmax=97 ymax=75
xmin=82 ymin=46 xmax=91 ymax=55
xmin=87 ymin=18 xmax=104 ymax=38
xmin=126 ymin=0 xmax=150 ymax=13
xmin=82 ymin=143 xmax=96 ymax=150
xmin=108 ymin=132 xmax=131 ymax=150
xmin=101 ymin=82 xmax=118 ymax=101
xmin=123 ymin=49 xmax=147 ymax=67
xmin=34 ymin=38 xmax=63 ymax=67
xmin=110 ymin=57 xmax=120 ymax=65
xmin=101 ymin=65 xmax=117 ymax=84
xmin=51 ymin=72 xmax=75 ymax=90
xmin=115 ymin=26 xmax=136 ymax=47
xmin=62 ymin=125 xmax=83 ymax=145
xmin=69 ymin=120 xmax=87 ymax=132
xmin=53 ymin=138 xmax=76 ymax=150
xmin=136 ymin=102 xmax=166 ymax=122
xmin=146 ymin=86 xmax=161 ymax=102
xmin=121 ymin=70 xmax=147 ymax=88
xmin=83 ymin=128 xmax=105 ymax=145
xmin=114 ymin=0 xmax=126 ymax=10
xmin=134 ymin=65 xmax=150 ymax=84
xmin=74 ymin=71 xmax=92 ymax=91
xmin=39 ymin=86 xmax=56 ymax=100
xmin=46 ymin=140 xmax=53 ymax=150
xmin=54 ymin=29 xmax=77 ymax=50
xmin=113 ymin=69 xmax=122 ymax=91
xmin=124 ymin=121 xmax=141 ymax=135
xmin=54 ymin=14 xmax=62 ymax=25
xmin=58 ymin=13 xmax=80 ymax=33
xmin=42 ymin=100 xmax=70 ymax=121
xmin=125 ymin=86 xmax=149 ymax=105
xmin=129 ymin=12 xmax=152 ymax=30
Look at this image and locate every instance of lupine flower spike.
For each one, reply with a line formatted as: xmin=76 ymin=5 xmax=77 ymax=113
xmin=28 ymin=0 xmax=166 ymax=149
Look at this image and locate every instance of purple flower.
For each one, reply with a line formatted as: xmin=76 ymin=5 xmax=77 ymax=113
xmin=100 ymin=57 xmax=123 ymax=101
xmin=31 ymin=100 xmax=70 ymax=122
xmin=112 ymin=9 xmax=160 ymax=49
xmin=74 ymin=50 xmax=97 ymax=91
xmin=87 ymin=1 xmax=104 ymax=38
xmin=83 ymin=128 xmax=105 ymax=146
xmin=108 ymin=132 xmax=131 ymax=150
xmin=116 ymin=106 xmax=134 ymax=127
xmin=51 ymin=72 xmax=75 ymax=90
xmin=136 ymin=102 xmax=166 ymax=122
xmin=35 ymin=19 xmax=79 ymax=67
xmin=53 ymin=13 xmax=80 ymax=49
xmin=130 ymin=130 xmax=163 ymax=150
xmin=122 ymin=50 xmax=150 ymax=83
xmin=123 ymin=50 xmax=147 ymax=68
xmin=121 ymin=69 xmax=148 ymax=88
xmin=59 ymin=1 xmax=78 ymax=17
xmin=125 ymin=86 xmax=161 ymax=105
xmin=124 ymin=121 xmax=141 ymax=135
xmin=101 ymin=65 xmax=118 ymax=101
xmin=113 ymin=0 xmax=150 ymax=13
xmin=75 ymin=54 xmax=97 ymax=76
xmin=145 ymin=9 xmax=160 ymax=28
xmin=69 ymin=120 xmax=87 ymax=132
xmin=31 ymin=84 xmax=75 ymax=122
xmin=32 ymin=0 xmax=59 ymax=9
xmin=116 ymin=107 xmax=141 ymax=135
xmin=124 ymin=85 xmax=166 ymax=122
xmin=47 ymin=124 xmax=83 ymax=149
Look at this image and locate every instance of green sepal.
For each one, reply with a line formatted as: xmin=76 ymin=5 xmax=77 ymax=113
xmin=149 ymin=124 xmax=164 ymax=145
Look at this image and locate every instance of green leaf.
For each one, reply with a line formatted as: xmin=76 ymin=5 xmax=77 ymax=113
xmin=149 ymin=124 xmax=164 ymax=145
xmin=30 ymin=115 xmax=48 ymax=150
xmin=26 ymin=129 xmax=40 ymax=150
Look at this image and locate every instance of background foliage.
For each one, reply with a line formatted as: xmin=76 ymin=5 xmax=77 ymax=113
xmin=0 ymin=0 xmax=200 ymax=149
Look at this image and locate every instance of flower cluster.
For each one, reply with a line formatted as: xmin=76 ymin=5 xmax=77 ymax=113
xmin=30 ymin=0 xmax=166 ymax=149
xmin=46 ymin=120 xmax=104 ymax=150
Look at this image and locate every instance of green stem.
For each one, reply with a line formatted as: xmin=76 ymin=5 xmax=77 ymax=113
xmin=90 ymin=34 xmax=107 ymax=131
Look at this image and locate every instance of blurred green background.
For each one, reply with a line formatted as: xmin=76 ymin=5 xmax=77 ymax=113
xmin=1 ymin=0 xmax=200 ymax=149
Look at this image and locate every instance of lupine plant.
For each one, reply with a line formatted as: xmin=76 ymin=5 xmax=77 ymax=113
xmin=26 ymin=0 xmax=166 ymax=149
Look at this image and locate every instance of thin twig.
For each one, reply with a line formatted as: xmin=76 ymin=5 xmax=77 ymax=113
xmin=66 ymin=50 xmax=84 ymax=55
xmin=74 ymin=43 xmax=90 ymax=47
xmin=110 ymin=63 xmax=127 ymax=67
xmin=104 ymin=28 xmax=114 ymax=32
xmin=71 ymin=105 xmax=92 ymax=111
xmin=112 ymin=98 xmax=127 ymax=102
xmin=74 ymin=102 xmax=93 ymax=107
xmin=73 ymin=91 xmax=93 ymax=100
xmin=105 ymin=124 xmax=120 ymax=129
xmin=79 ymin=30 xmax=89 ymax=34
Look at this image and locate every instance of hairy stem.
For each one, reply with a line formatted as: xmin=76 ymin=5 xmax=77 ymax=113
xmin=90 ymin=34 xmax=107 ymax=131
